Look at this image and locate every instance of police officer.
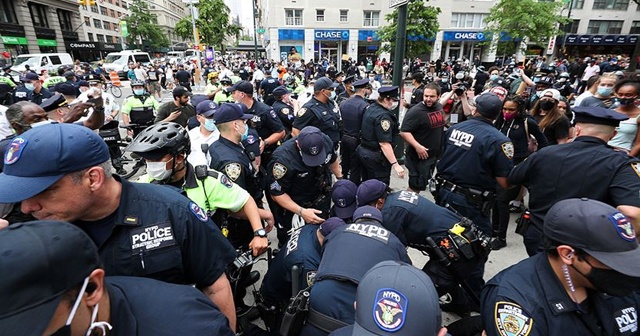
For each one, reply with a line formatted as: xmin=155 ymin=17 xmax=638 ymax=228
xmin=0 ymin=65 xmax=17 ymax=105
xmin=436 ymin=92 xmax=513 ymax=236
xmin=42 ymin=68 xmax=66 ymax=91
xmin=356 ymin=179 xmax=491 ymax=316
xmin=175 ymin=64 xmax=192 ymax=91
xmin=259 ymin=217 xmax=345 ymax=333
xmin=267 ymin=126 xmax=342 ymax=246
xmin=229 ymin=80 xmax=286 ymax=167
xmin=404 ymin=71 xmax=426 ymax=110
xmin=292 ymin=77 xmax=342 ymax=149
xmin=335 ymin=75 xmax=355 ymax=105
xmin=213 ymin=76 xmax=235 ymax=104
xmin=339 ymin=78 xmax=370 ymax=184
xmin=509 ymin=106 xmax=640 ymax=256
xmin=357 ymin=86 xmax=405 ymax=185
xmin=0 ymin=123 xmax=239 ymax=329
xmin=259 ymin=71 xmax=281 ymax=106
xmin=271 ymin=85 xmax=296 ymax=137
xmin=13 ymin=72 xmax=52 ymax=105
xmin=121 ymin=80 xmax=160 ymax=135
xmin=334 ymin=71 xmax=346 ymax=97
xmin=301 ymin=206 xmax=411 ymax=336
xmin=482 ymin=198 xmax=640 ymax=336
xmin=330 ymin=179 xmax=358 ymax=222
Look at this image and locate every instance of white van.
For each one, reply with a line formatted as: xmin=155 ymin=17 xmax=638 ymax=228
xmin=10 ymin=53 xmax=73 ymax=80
xmin=103 ymin=50 xmax=152 ymax=79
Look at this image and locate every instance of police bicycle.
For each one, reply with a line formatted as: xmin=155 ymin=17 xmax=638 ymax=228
xmin=103 ymin=81 xmax=122 ymax=98
xmin=98 ymin=120 xmax=147 ymax=179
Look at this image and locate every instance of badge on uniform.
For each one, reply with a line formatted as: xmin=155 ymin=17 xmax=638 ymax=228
xmin=224 ymin=163 xmax=242 ymax=181
xmin=297 ymin=107 xmax=307 ymax=117
xmin=501 ymin=142 xmax=514 ymax=160
xmin=252 ymin=115 xmax=261 ymax=123
xmin=373 ymin=288 xmax=407 ymax=332
xmin=130 ymin=222 xmax=176 ymax=252
xmin=631 ymin=162 xmax=640 ymax=178
xmin=270 ymin=181 xmax=282 ymax=192
xmin=281 ymin=108 xmax=290 ymax=115
xmin=609 ymin=211 xmax=636 ymax=242
xmin=4 ymin=137 xmax=27 ymax=165
xmin=272 ymin=162 xmax=287 ymax=180
xmin=219 ymin=174 xmax=234 ymax=188
xmin=613 ymin=307 xmax=637 ymax=335
xmin=381 ymin=119 xmax=391 ymax=132
xmin=494 ymin=302 xmax=533 ymax=336
xmin=189 ymin=202 xmax=209 ymax=222
xmin=270 ymin=110 xmax=278 ymax=119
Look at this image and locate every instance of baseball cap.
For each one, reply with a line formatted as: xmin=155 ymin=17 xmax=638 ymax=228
xmin=352 ymin=206 xmax=383 ymax=223
xmin=63 ymin=71 xmax=75 ymax=79
xmin=190 ymin=94 xmax=209 ymax=109
xmin=314 ymin=77 xmax=338 ymax=92
xmin=332 ymin=180 xmax=358 ymax=220
xmin=297 ymin=126 xmax=327 ymax=167
xmin=77 ymin=80 xmax=89 ymax=88
xmin=319 ymin=217 xmax=347 ymax=237
xmin=21 ymin=72 xmax=39 ymax=82
xmin=356 ymin=179 xmax=388 ymax=207
xmin=474 ymin=93 xmax=502 ymax=119
xmin=172 ymin=86 xmax=193 ymax=97
xmin=332 ymin=260 xmax=441 ymax=336
xmin=213 ymin=103 xmax=253 ymax=124
xmin=0 ymin=220 xmax=101 ymax=335
xmin=572 ymin=106 xmax=628 ymax=127
xmin=226 ymin=80 xmax=254 ymax=94
xmin=540 ymin=88 xmax=562 ymax=101
xmin=0 ymin=123 xmax=110 ymax=203
xmin=544 ymin=198 xmax=640 ymax=277
xmin=55 ymin=83 xmax=77 ymax=96
xmin=196 ymin=100 xmax=218 ymax=118
xmin=272 ymin=85 xmax=292 ymax=97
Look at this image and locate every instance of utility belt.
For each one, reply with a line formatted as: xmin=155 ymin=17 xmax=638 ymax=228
xmin=514 ymin=209 xmax=532 ymax=236
xmin=280 ymin=287 xmax=311 ymax=336
xmin=436 ymin=178 xmax=495 ymax=216
xmin=409 ymin=218 xmax=492 ymax=262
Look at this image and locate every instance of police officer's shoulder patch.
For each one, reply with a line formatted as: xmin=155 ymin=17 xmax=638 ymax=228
xmin=272 ymin=162 xmax=287 ymax=180
xmin=373 ymin=288 xmax=408 ymax=332
xmin=219 ymin=174 xmax=234 ymax=188
xmin=494 ymin=301 xmax=533 ymax=336
xmin=501 ymin=142 xmax=514 ymax=160
xmin=224 ymin=163 xmax=242 ymax=181
xmin=297 ymin=107 xmax=307 ymax=117
xmin=281 ymin=107 xmax=290 ymax=115
xmin=189 ymin=202 xmax=209 ymax=222
xmin=631 ymin=162 xmax=640 ymax=178
xmin=380 ymin=119 xmax=391 ymax=132
xmin=4 ymin=137 xmax=27 ymax=165
xmin=269 ymin=109 xmax=278 ymax=119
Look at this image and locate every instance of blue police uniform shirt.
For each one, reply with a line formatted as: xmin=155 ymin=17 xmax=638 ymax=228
xmin=272 ymin=100 xmax=295 ymax=132
xmin=260 ymin=77 xmax=280 ymax=95
xmin=13 ymin=86 xmax=53 ymax=105
xmin=247 ymin=98 xmax=285 ymax=145
xmin=482 ymin=253 xmax=640 ymax=336
xmin=268 ymin=135 xmax=337 ymax=204
xmin=293 ymin=97 xmax=342 ymax=147
xmin=209 ymin=136 xmax=262 ymax=201
xmin=437 ymin=118 xmax=514 ymax=190
xmin=508 ymin=136 xmax=640 ymax=230
xmin=382 ymin=190 xmax=461 ymax=246
xmin=360 ymin=102 xmax=398 ymax=150
xmin=107 ymin=276 xmax=234 ymax=335
xmin=75 ymin=176 xmax=236 ymax=288
xmin=339 ymin=95 xmax=369 ymax=137
xmin=261 ymin=224 xmax=322 ymax=303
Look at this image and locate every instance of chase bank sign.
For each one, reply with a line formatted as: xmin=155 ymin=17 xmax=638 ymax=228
xmin=443 ymin=31 xmax=489 ymax=41
xmin=314 ymin=30 xmax=350 ymax=40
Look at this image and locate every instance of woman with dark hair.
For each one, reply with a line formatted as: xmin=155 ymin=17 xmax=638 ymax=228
xmin=609 ymin=78 xmax=640 ymax=156
xmin=490 ymin=95 xmax=548 ymax=250
xmin=530 ymin=88 xmax=570 ymax=145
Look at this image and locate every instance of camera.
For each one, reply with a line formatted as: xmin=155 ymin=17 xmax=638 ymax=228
xmin=454 ymin=81 xmax=467 ymax=96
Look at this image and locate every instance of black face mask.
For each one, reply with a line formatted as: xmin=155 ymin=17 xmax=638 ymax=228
xmin=49 ymin=325 xmax=71 ymax=336
xmin=573 ymin=259 xmax=640 ymax=297
xmin=539 ymin=100 xmax=555 ymax=111
xmin=618 ymin=98 xmax=636 ymax=106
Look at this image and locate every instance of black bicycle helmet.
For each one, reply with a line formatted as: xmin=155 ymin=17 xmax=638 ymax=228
xmin=125 ymin=122 xmax=190 ymax=158
xmin=131 ymin=79 xmax=145 ymax=87
xmin=220 ymin=77 xmax=232 ymax=85
xmin=537 ymin=76 xmax=553 ymax=86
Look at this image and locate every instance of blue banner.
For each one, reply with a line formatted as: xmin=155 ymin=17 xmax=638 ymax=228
xmin=278 ymin=29 xmax=304 ymax=41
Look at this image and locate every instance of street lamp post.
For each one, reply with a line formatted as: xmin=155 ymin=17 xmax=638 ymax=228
xmin=252 ymin=0 xmax=259 ymax=64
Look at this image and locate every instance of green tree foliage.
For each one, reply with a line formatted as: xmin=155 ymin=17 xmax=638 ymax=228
xmin=376 ymin=0 xmax=440 ymax=59
xmin=174 ymin=0 xmax=243 ymax=51
xmin=484 ymin=0 xmax=570 ymax=55
xmin=126 ymin=1 xmax=169 ymax=49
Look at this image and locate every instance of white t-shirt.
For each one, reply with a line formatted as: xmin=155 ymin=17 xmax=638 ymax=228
xmin=0 ymin=105 xmax=13 ymax=139
xmin=582 ymin=64 xmax=600 ymax=81
xmin=187 ymin=126 xmax=220 ymax=167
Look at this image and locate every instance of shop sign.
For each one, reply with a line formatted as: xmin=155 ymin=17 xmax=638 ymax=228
xmin=68 ymin=42 xmax=97 ymax=50
xmin=2 ymin=36 xmax=28 ymax=45
xmin=314 ymin=30 xmax=349 ymax=40
xmin=564 ymin=34 xmax=638 ymax=45
xmin=442 ymin=31 xmax=488 ymax=41
xmin=37 ymin=39 xmax=57 ymax=47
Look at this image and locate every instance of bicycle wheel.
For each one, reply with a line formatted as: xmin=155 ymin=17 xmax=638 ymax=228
xmin=110 ymin=85 xmax=122 ymax=98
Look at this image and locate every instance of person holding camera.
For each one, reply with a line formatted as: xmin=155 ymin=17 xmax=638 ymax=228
xmin=440 ymin=82 xmax=474 ymax=125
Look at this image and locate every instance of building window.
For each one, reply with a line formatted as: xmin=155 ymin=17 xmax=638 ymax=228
xmin=0 ymin=0 xmax=19 ymax=24
xmin=57 ymin=9 xmax=73 ymax=31
xmin=84 ymin=16 xmax=90 ymax=26
xmin=97 ymin=34 xmax=105 ymax=42
xmin=316 ymin=9 xmax=324 ymax=22
xmin=587 ymin=20 xmax=623 ymax=34
xmin=93 ymin=18 xmax=102 ymax=29
xmin=592 ymin=0 xmax=629 ymax=10
xmin=28 ymin=3 xmax=49 ymax=28
xmin=285 ymin=9 xmax=302 ymax=26
xmin=91 ymin=5 xmax=99 ymax=13
xmin=110 ymin=9 xmax=115 ymax=17
xmin=631 ymin=21 xmax=640 ymax=34
xmin=363 ymin=10 xmax=380 ymax=27
xmin=340 ymin=9 xmax=348 ymax=22
xmin=450 ymin=13 xmax=489 ymax=29
xmin=566 ymin=19 xmax=580 ymax=33
xmin=104 ymin=21 xmax=111 ymax=30
xmin=572 ymin=0 xmax=584 ymax=9
xmin=100 ymin=6 xmax=107 ymax=16
xmin=88 ymin=33 xmax=94 ymax=41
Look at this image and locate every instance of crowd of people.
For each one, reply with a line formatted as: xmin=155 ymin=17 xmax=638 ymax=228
xmin=0 ymin=50 xmax=639 ymax=336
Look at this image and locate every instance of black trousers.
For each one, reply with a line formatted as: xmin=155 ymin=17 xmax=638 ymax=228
xmin=340 ymin=134 xmax=361 ymax=184
xmin=356 ymin=145 xmax=391 ymax=186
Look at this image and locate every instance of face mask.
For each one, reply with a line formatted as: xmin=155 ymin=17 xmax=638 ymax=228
xmin=558 ymin=78 xmax=567 ymax=83
xmin=535 ymin=91 xmax=543 ymax=98
xmin=503 ymin=112 xmax=517 ymax=121
xmin=573 ymin=260 xmax=640 ymax=297
xmin=31 ymin=119 xmax=54 ymax=128
xmin=49 ymin=277 xmax=113 ymax=336
xmin=329 ymin=91 xmax=336 ymax=100
xmin=204 ymin=118 xmax=218 ymax=132
xmin=236 ymin=122 xmax=249 ymax=141
xmin=618 ymin=97 xmax=637 ymax=106
xmin=442 ymin=78 xmax=448 ymax=83
xmin=133 ymin=89 xmax=144 ymax=95
xmin=24 ymin=83 xmax=35 ymax=91
xmin=146 ymin=158 xmax=174 ymax=181
xmin=390 ymin=101 xmax=399 ymax=110
xmin=490 ymin=75 xmax=499 ymax=81
xmin=539 ymin=100 xmax=555 ymax=111
xmin=597 ymin=86 xmax=613 ymax=97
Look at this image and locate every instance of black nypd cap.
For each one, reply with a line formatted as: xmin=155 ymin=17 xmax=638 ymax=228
xmin=475 ymin=92 xmax=502 ymax=119
xmin=378 ymin=86 xmax=399 ymax=100
xmin=39 ymin=94 xmax=68 ymax=112
xmin=77 ymin=80 xmax=89 ymax=87
xmin=352 ymin=205 xmax=383 ymax=223
xmin=353 ymin=78 xmax=370 ymax=88
xmin=343 ymin=75 xmax=355 ymax=84
xmin=272 ymin=85 xmax=292 ymax=97
xmin=55 ymin=83 xmax=77 ymax=96
xmin=226 ymin=80 xmax=253 ymax=94
xmin=572 ymin=106 xmax=628 ymax=127
xmin=21 ymin=73 xmax=39 ymax=82
xmin=314 ymin=77 xmax=338 ymax=92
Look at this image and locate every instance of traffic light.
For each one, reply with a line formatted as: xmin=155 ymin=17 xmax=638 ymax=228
xmin=78 ymin=0 xmax=86 ymax=5
xmin=88 ymin=0 xmax=96 ymax=5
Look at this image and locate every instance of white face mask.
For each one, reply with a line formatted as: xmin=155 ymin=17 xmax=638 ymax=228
xmin=30 ymin=119 xmax=54 ymax=128
xmin=146 ymin=158 xmax=174 ymax=181
xmin=50 ymin=277 xmax=113 ymax=336
xmin=389 ymin=100 xmax=399 ymax=110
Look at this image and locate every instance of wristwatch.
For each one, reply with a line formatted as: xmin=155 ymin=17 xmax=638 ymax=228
xmin=254 ymin=228 xmax=267 ymax=238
